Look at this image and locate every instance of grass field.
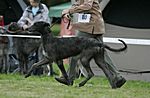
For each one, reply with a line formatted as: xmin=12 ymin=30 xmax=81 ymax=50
xmin=0 ymin=74 xmax=150 ymax=98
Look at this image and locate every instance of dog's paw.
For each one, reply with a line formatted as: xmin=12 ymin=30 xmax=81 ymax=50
xmin=78 ymin=82 xmax=86 ymax=87
xmin=78 ymin=83 xmax=84 ymax=87
xmin=55 ymin=77 xmax=73 ymax=86
xmin=24 ymin=73 xmax=31 ymax=78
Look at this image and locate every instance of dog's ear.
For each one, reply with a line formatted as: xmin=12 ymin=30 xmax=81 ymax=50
xmin=8 ymin=22 xmax=21 ymax=32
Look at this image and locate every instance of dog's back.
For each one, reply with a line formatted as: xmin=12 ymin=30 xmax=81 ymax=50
xmin=43 ymin=36 xmax=101 ymax=59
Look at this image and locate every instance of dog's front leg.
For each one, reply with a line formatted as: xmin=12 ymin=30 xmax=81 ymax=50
xmin=25 ymin=57 xmax=49 ymax=78
xmin=56 ymin=60 xmax=71 ymax=85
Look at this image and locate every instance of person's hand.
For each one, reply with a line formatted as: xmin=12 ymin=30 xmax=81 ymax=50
xmin=62 ymin=9 xmax=69 ymax=15
xmin=25 ymin=18 xmax=33 ymax=25
xmin=22 ymin=25 xmax=28 ymax=30
xmin=62 ymin=14 xmax=71 ymax=20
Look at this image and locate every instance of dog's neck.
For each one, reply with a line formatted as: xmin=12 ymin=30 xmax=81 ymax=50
xmin=41 ymin=27 xmax=54 ymax=44
xmin=42 ymin=26 xmax=53 ymax=37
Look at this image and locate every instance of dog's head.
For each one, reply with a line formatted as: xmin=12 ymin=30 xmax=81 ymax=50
xmin=8 ymin=22 xmax=21 ymax=31
xmin=28 ymin=21 xmax=51 ymax=35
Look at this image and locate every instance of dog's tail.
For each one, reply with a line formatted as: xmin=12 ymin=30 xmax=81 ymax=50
xmin=104 ymin=39 xmax=127 ymax=52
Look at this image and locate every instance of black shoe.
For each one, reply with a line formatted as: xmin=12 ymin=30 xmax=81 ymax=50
xmin=25 ymin=73 xmax=31 ymax=78
xmin=112 ymin=77 xmax=126 ymax=89
xmin=55 ymin=77 xmax=73 ymax=86
xmin=115 ymin=77 xmax=126 ymax=88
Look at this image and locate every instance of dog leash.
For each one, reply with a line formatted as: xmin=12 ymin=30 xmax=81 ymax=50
xmin=49 ymin=18 xmax=61 ymax=29
xmin=119 ymin=69 xmax=150 ymax=74
xmin=50 ymin=14 xmax=71 ymax=30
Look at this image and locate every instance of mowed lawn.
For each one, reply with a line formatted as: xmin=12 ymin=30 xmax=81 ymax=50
xmin=0 ymin=74 xmax=150 ymax=98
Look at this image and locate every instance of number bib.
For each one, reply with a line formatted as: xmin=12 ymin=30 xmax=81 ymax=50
xmin=77 ymin=14 xmax=91 ymax=23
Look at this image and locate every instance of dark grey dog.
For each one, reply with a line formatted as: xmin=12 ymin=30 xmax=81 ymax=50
xmin=25 ymin=21 xmax=127 ymax=87
xmin=7 ymin=22 xmax=55 ymax=75
xmin=8 ymin=22 xmax=41 ymax=74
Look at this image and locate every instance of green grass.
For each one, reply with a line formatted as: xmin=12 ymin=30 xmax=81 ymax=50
xmin=0 ymin=74 xmax=150 ymax=98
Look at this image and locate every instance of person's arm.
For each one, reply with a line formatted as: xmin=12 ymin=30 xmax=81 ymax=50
xmin=17 ymin=8 xmax=29 ymax=28
xmin=63 ymin=0 xmax=94 ymax=15
xmin=38 ymin=4 xmax=50 ymax=24
xmin=71 ymin=0 xmax=80 ymax=8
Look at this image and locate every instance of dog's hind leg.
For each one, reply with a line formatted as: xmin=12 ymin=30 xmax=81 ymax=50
xmin=25 ymin=57 xmax=49 ymax=78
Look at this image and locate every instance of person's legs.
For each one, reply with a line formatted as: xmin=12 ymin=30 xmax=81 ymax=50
xmin=8 ymin=36 xmax=13 ymax=55
xmin=96 ymin=35 xmax=122 ymax=72
xmin=78 ymin=62 xmax=88 ymax=78
xmin=73 ymin=31 xmax=96 ymax=78
xmin=8 ymin=36 xmax=19 ymax=65
xmin=95 ymin=35 xmax=126 ymax=88
xmin=94 ymin=52 xmax=126 ymax=88
xmin=96 ymin=35 xmax=119 ymax=74
xmin=67 ymin=55 xmax=80 ymax=81
xmin=105 ymin=53 xmax=126 ymax=88
xmin=68 ymin=31 xmax=94 ymax=79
